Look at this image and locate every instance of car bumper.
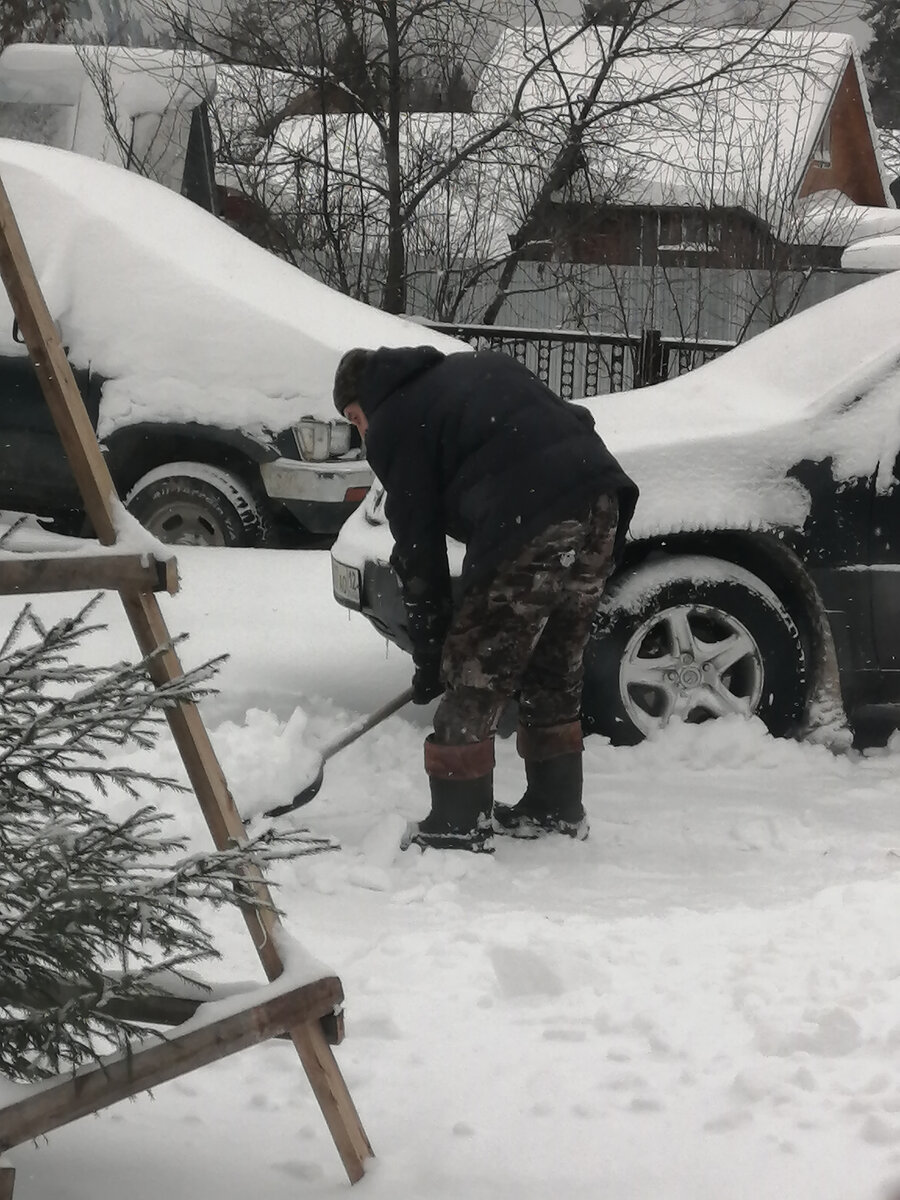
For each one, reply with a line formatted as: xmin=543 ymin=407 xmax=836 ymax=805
xmin=260 ymin=456 xmax=373 ymax=535
xmin=332 ymin=554 xmax=413 ymax=652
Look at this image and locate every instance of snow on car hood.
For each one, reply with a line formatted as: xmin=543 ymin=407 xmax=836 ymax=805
xmin=334 ymin=269 xmax=900 ymax=568
xmin=589 ymin=271 xmax=900 ymax=540
xmin=0 ymin=139 xmax=465 ymax=439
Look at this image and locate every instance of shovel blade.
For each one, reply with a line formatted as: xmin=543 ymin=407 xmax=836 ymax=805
xmin=263 ymin=761 xmax=325 ymax=818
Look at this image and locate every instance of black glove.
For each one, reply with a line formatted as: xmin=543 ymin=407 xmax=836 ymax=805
xmin=411 ymin=656 xmax=443 ymax=705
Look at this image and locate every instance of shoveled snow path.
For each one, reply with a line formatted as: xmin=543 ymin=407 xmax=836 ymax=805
xmin=4 ymin=549 xmax=900 ymax=1200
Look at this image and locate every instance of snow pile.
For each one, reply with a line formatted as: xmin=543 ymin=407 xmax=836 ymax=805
xmin=3 ymin=548 xmax=900 ymax=1200
xmin=797 ymin=188 xmax=900 ymax=246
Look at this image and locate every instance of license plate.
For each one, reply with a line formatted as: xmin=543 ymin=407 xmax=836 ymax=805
xmin=332 ymin=559 xmax=362 ymax=608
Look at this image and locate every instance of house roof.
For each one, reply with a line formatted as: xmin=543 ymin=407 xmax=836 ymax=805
xmin=796 ymin=188 xmax=900 ymax=247
xmin=475 ymin=23 xmax=893 ymax=224
xmin=216 ymin=24 xmax=892 ymax=258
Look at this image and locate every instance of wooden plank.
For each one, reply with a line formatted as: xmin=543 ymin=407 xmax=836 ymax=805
xmin=0 ymin=1166 xmax=14 ymax=1200
xmin=1 ymin=981 xmax=342 ymax=1051
xmin=0 ymin=553 xmax=178 ymax=596
xmin=103 ymin=988 xmax=282 ymax=1032
xmin=31 ymin=981 xmax=341 ymax=1046
xmin=0 ymin=173 xmax=373 ymax=1181
xmin=287 ymin=1022 xmax=372 ymax=1171
xmin=0 ymin=190 xmax=117 ymax=545
xmin=2 ymin=978 xmax=285 ymax=1037
xmin=0 ymin=977 xmax=343 ymax=1153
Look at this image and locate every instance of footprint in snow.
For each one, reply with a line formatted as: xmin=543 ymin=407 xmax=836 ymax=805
xmin=270 ymin=1159 xmax=325 ymax=1181
xmin=488 ymin=944 xmax=564 ymax=999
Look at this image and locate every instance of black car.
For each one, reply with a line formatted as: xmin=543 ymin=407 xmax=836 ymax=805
xmin=331 ymin=270 xmax=900 ymax=745
xmin=2 ymin=348 xmax=368 ymax=546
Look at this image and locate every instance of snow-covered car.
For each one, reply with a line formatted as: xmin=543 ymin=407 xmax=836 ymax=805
xmin=0 ymin=139 xmax=462 ymax=545
xmin=331 ymin=269 xmax=900 ymax=744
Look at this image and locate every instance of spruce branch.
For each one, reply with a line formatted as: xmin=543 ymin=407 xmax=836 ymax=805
xmin=0 ymin=598 xmax=332 ymax=1082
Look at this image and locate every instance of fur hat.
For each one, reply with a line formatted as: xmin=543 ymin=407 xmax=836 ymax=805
xmin=333 ymin=348 xmax=374 ymax=415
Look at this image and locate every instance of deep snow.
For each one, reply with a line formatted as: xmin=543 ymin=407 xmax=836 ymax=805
xmin=3 ymin=547 xmax=900 ymax=1200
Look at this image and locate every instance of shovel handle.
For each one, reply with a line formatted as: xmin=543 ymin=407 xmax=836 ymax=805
xmin=320 ymin=685 xmax=416 ymax=764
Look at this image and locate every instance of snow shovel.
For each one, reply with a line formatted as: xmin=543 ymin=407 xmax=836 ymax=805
xmin=264 ymin=685 xmax=416 ymax=818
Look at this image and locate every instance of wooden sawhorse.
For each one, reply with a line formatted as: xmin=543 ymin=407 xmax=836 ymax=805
xmin=0 ymin=974 xmax=345 ymax=1199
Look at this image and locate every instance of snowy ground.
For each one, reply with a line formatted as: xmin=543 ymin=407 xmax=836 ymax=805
xmin=4 ymin=546 xmax=900 ymax=1200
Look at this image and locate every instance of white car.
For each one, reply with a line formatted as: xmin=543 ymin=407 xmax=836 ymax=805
xmin=0 ymin=138 xmax=462 ymax=545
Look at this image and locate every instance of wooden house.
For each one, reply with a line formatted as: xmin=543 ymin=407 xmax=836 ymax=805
xmin=476 ymin=24 xmax=894 ymax=269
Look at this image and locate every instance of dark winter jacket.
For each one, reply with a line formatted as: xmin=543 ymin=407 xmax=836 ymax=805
xmin=355 ymin=346 xmax=639 ymax=663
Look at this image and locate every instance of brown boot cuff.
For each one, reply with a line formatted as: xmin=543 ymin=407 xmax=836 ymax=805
xmin=516 ymin=721 xmax=583 ymax=762
xmin=424 ymin=736 xmax=495 ymax=780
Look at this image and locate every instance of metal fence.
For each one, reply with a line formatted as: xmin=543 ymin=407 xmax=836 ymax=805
xmin=425 ymin=322 xmax=736 ymax=398
xmin=405 ymin=262 xmax=886 ymax=343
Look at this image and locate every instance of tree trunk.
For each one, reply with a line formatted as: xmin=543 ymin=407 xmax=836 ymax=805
xmin=479 ymin=135 xmax=587 ymax=326
xmin=381 ymin=0 xmax=406 ymax=314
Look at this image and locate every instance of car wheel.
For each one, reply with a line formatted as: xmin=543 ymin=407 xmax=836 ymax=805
xmin=125 ymin=462 xmax=267 ymax=547
xmin=582 ymin=556 xmax=808 ymax=744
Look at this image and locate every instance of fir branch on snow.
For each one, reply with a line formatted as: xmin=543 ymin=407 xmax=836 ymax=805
xmin=0 ymin=597 xmax=328 ymax=1083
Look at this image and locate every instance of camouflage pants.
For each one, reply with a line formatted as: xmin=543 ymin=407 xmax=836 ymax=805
xmin=433 ymin=493 xmax=619 ymax=744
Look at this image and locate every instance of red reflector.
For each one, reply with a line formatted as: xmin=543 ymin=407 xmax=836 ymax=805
xmin=344 ymin=487 xmax=370 ymax=503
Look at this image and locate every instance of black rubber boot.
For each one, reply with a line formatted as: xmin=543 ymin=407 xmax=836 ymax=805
xmin=403 ymin=737 xmax=495 ymax=853
xmin=493 ymin=753 xmax=588 ymax=840
xmin=404 ymin=775 xmax=495 ymax=852
xmin=493 ymin=722 xmax=588 ymax=840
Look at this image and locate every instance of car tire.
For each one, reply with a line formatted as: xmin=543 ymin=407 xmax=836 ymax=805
xmin=125 ymin=462 xmax=267 ymax=547
xmin=582 ymin=555 xmax=808 ymax=744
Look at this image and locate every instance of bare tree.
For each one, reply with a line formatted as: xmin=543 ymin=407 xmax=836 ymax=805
xmin=148 ymin=0 xmax=509 ymax=312
xmin=472 ymin=10 xmax=835 ymax=325
xmin=133 ymin=0 xmax=856 ymax=328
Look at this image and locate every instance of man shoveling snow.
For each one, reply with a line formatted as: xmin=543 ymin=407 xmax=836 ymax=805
xmin=333 ymin=345 xmax=638 ymax=853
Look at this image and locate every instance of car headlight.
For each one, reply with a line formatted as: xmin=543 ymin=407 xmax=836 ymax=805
xmin=293 ymin=417 xmax=360 ymax=462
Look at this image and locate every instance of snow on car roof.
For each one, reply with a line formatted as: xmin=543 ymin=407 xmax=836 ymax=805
xmin=592 ymin=267 xmax=900 ymax=449
xmin=0 ymin=138 xmax=464 ymax=437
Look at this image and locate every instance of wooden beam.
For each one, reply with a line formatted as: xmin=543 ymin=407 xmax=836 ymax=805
xmin=0 ymin=172 xmax=373 ymax=1180
xmin=0 ymin=198 xmax=117 ymax=545
xmin=0 ymin=553 xmax=178 ymax=596
xmin=4 ymin=977 xmax=342 ymax=1046
xmin=0 ymin=977 xmax=344 ymax=1153
xmin=0 ymin=1166 xmax=14 ymax=1200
